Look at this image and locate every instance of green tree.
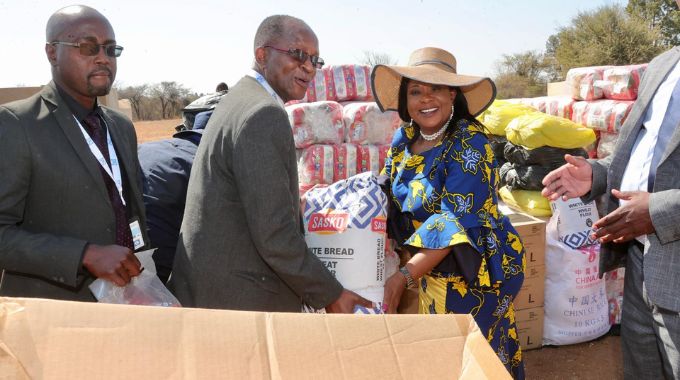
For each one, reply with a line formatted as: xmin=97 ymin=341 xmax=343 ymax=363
xmin=549 ymin=5 xmax=663 ymax=76
xmin=627 ymin=0 xmax=680 ymax=47
xmin=493 ymin=51 xmax=557 ymax=98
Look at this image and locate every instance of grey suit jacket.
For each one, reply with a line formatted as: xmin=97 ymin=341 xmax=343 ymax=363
xmin=169 ymin=76 xmax=343 ymax=311
xmin=584 ymin=47 xmax=680 ymax=312
xmin=0 ymin=82 xmax=149 ymax=301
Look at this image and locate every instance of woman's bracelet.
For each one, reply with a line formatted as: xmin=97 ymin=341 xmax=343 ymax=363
xmin=399 ymin=267 xmax=416 ymax=289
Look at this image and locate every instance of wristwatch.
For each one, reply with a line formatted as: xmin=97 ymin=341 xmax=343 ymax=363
xmin=399 ymin=267 xmax=416 ymax=289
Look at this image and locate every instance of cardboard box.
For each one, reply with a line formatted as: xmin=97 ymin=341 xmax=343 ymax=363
xmin=516 ymin=306 xmax=544 ymax=350
xmin=0 ymin=297 xmax=511 ymax=379
xmin=514 ymin=265 xmax=545 ymax=310
xmin=507 ymin=212 xmax=547 ymax=269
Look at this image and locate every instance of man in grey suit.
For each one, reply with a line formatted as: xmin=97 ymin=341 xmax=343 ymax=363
xmin=543 ymin=28 xmax=680 ymax=380
xmin=0 ymin=5 xmax=146 ymax=301
xmin=169 ymin=15 xmax=369 ymax=313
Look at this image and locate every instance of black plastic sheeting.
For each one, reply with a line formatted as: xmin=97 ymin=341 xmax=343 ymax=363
xmin=499 ymin=162 xmax=553 ymax=191
xmin=503 ymin=142 xmax=588 ymax=167
xmin=489 ymin=135 xmax=508 ymax=166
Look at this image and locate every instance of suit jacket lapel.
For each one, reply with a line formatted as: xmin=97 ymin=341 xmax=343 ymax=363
xmin=42 ymin=82 xmax=111 ymax=204
xmin=657 ymin=49 xmax=680 ymax=165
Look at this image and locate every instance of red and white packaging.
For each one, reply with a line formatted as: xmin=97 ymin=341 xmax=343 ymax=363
xmin=566 ymin=66 xmax=612 ymax=101
xmin=544 ymin=96 xmax=576 ymax=119
xmin=342 ymin=102 xmax=400 ymax=145
xmin=333 ymin=143 xmax=360 ymax=182
xmin=605 ymin=268 xmax=625 ymax=325
xmin=523 ymin=97 xmax=547 ymax=113
xmin=328 ymin=65 xmax=373 ymax=102
xmin=517 ymin=98 xmax=543 ymax=112
xmin=357 ymin=145 xmax=380 ymax=175
xmin=601 ymin=64 xmax=647 ymax=101
xmin=297 ymin=145 xmax=335 ymax=186
xmin=585 ymin=131 xmax=600 ymax=159
xmin=304 ymin=69 xmax=336 ymax=102
xmin=571 ymin=99 xmax=634 ymax=133
xmin=286 ymin=101 xmax=345 ymax=148
xmin=596 ymin=131 xmax=619 ymax=159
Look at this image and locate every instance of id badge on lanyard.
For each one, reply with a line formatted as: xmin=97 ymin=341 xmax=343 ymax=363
xmin=74 ymin=115 xmax=126 ymax=206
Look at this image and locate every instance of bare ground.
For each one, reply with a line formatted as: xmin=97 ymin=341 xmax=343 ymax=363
xmin=134 ymin=118 xmax=181 ymax=143
xmin=134 ymin=119 xmax=625 ymax=380
xmin=524 ymin=334 xmax=622 ymax=379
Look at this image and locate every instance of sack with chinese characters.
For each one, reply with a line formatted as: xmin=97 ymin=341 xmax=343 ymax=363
xmin=543 ymin=215 xmax=610 ymax=345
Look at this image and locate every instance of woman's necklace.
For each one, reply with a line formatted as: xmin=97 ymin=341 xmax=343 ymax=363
xmin=420 ymin=113 xmax=453 ymax=141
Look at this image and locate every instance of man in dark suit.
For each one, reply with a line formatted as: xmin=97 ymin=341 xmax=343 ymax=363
xmin=0 ymin=5 xmax=146 ymax=301
xmin=543 ymin=32 xmax=680 ymax=378
xmin=169 ymin=15 xmax=369 ymax=313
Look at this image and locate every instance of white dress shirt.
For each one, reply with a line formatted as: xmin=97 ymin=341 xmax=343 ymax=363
xmin=619 ymin=59 xmax=680 ymax=243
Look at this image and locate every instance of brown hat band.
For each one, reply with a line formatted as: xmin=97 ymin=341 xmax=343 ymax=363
xmin=413 ymin=59 xmax=456 ymax=72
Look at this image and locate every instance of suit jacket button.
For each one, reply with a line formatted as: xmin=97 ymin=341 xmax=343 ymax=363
xmin=261 ymin=277 xmax=266 ymax=281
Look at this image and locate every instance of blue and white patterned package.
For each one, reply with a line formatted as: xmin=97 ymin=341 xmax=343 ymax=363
xmin=303 ymin=172 xmax=388 ymax=310
xmin=550 ymin=198 xmax=600 ymax=249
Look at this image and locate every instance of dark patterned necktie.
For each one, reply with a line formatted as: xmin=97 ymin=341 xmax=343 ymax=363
xmin=83 ymin=112 xmax=134 ymax=250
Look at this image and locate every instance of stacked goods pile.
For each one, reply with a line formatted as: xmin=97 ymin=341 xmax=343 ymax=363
xmin=505 ymin=64 xmax=647 ymax=160
xmin=288 ymin=65 xmax=398 ymax=192
xmin=298 ymin=64 xmax=373 ymax=103
xmin=515 ymin=96 xmax=576 ymax=119
xmin=567 ymin=64 xmax=646 ymax=159
xmin=499 ymin=112 xmax=595 ymax=217
xmin=508 ymin=212 xmax=547 ymax=350
xmin=565 ymin=66 xmax=613 ymax=101
xmin=478 ymin=100 xmax=535 ymax=167
xmin=498 ymin=63 xmax=648 ymax=339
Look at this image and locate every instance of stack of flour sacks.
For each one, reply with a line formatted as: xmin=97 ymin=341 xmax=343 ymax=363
xmin=285 ymin=64 xmax=400 ymax=193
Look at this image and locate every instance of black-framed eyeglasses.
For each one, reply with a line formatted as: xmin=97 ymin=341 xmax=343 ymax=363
xmin=49 ymin=41 xmax=124 ymax=58
xmin=264 ymin=46 xmax=324 ymax=69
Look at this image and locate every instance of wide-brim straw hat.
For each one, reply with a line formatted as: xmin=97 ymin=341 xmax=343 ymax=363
xmin=371 ymin=47 xmax=496 ymax=117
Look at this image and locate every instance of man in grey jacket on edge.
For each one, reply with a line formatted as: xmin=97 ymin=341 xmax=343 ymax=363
xmin=169 ymin=15 xmax=369 ymax=313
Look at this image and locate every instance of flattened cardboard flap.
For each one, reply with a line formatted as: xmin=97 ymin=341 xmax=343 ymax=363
xmin=0 ymin=297 xmax=510 ymax=379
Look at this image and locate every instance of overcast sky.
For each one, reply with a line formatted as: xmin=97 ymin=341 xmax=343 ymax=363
xmin=0 ymin=0 xmax=627 ymax=94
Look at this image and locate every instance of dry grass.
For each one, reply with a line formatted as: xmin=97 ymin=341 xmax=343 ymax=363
xmin=134 ymin=118 xmax=182 ymax=144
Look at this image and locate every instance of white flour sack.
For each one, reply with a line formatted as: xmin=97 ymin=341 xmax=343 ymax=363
xmin=303 ymin=172 xmax=388 ymax=307
xmin=550 ymin=198 xmax=599 ymax=249
xmin=543 ymin=216 xmax=610 ymax=345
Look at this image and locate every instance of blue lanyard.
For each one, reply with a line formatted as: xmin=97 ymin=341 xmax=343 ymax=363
xmin=74 ymin=116 xmax=126 ymax=206
xmin=248 ymin=70 xmax=285 ymax=108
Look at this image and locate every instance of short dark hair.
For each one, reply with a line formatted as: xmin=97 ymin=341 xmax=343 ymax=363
xmin=253 ymin=15 xmax=308 ymax=49
xmin=397 ymin=77 xmax=485 ymax=135
xmin=216 ymin=82 xmax=228 ymax=92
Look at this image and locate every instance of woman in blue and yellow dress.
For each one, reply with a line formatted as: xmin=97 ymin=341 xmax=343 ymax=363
xmin=373 ymin=47 xmax=525 ymax=379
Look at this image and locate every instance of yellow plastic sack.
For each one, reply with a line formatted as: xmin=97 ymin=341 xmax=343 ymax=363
xmin=482 ymin=100 xmax=537 ymax=136
xmin=505 ymin=112 xmax=596 ymax=149
xmin=499 ymin=186 xmax=553 ymax=217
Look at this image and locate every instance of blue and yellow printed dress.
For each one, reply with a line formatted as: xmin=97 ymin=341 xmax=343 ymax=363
xmin=383 ymin=119 xmax=526 ymax=379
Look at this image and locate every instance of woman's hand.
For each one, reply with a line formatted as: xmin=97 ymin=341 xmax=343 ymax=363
xmin=382 ymin=271 xmax=407 ymax=313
